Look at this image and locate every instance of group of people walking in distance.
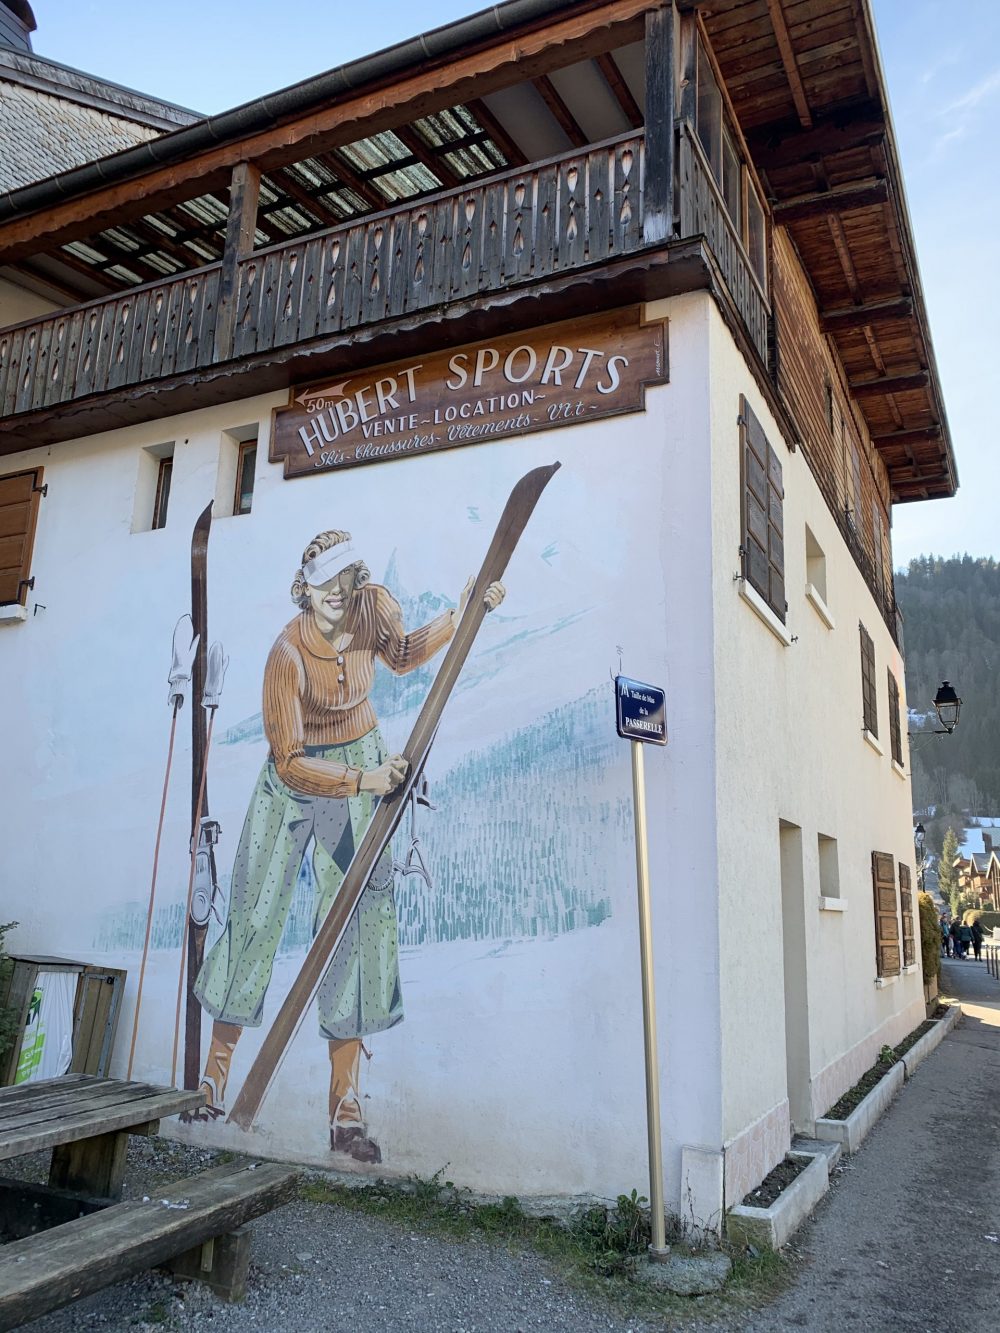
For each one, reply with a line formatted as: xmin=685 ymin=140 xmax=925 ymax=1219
xmin=940 ymin=913 xmax=984 ymax=960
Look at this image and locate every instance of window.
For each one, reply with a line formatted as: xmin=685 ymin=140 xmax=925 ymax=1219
xmin=818 ymin=834 xmax=841 ymax=902
xmin=805 ymin=525 xmax=827 ymax=603
xmin=887 ymin=669 xmax=903 ymax=766
xmin=151 ymin=457 xmax=173 ymax=531
xmin=740 ymin=396 xmax=785 ymax=622
xmin=694 ymin=33 xmax=768 ymax=289
xmin=848 ymin=435 xmax=862 ymax=532
xmin=0 ymin=466 xmax=44 ymax=607
xmin=234 ymin=440 xmax=257 ymax=516
xmin=899 ymin=863 xmax=916 ymax=968
xmin=872 ymin=852 xmax=900 ymax=977
xmin=859 ymin=623 xmax=877 ymax=737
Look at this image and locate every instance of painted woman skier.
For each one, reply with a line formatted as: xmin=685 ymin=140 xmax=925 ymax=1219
xmin=193 ymin=529 xmax=503 ymax=1162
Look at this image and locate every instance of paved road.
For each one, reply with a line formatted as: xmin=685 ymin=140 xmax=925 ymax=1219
xmin=725 ymin=957 xmax=1000 ymax=1333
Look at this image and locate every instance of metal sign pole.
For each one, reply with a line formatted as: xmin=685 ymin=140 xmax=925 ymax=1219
xmin=630 ymin=737 xmax=669 ymax=1260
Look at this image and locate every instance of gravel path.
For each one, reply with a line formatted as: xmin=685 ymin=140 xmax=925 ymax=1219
xmin=18 ymin=1139 xmax=672 ymax=1333
xmin=15 ymin=961 xmax=1000 ymax=1332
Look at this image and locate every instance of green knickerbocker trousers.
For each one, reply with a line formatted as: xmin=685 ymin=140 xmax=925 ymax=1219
xmin=194 ymin=729 xmax=403 ymax=1040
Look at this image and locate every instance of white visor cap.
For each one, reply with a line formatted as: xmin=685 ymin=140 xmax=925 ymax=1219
xmin=302 ymin=543 xmax=360 ymax=587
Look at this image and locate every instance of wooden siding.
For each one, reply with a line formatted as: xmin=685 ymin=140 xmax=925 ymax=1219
xmin=771 ymin=225 xmax=897 ymax=631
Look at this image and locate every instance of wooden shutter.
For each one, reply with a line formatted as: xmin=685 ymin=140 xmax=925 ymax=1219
xmin=887 ymin=670 xmax=903 ymax=765
xmin=0 ymin=467 xmax=44 ymax=606
xmin=872 ymin=851 xmax=900 ymax=977
xmin=899 ymin=863 xmax=915 ymax=968
xmin=740 ymin=396 xmax=785 ymax=622
xmin=859 ymin=623 xmax=877 ymax=736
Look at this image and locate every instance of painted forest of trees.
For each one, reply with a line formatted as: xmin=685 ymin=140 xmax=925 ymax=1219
xmin=896 ymin=556 xmax=1000 ymax=840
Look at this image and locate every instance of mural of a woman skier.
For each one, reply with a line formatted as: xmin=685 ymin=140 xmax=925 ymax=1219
xmin=193 ymin=529 xmax=504 ymax=1162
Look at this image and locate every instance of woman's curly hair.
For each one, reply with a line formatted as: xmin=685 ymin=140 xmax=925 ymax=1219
xmin=290 ymin=529 xmax=371 ymax=608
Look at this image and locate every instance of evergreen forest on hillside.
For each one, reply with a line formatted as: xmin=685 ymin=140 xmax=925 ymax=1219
xmin=896 ymin=556 xmax=1000 ymax=840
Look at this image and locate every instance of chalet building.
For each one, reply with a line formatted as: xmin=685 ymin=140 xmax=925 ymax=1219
xmin=0 ymin=1 xmax=957 ymax=1231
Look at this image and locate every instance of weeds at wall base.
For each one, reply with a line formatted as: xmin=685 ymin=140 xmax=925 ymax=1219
xmin=298 ymin=1173 xmax=791 ymax=1318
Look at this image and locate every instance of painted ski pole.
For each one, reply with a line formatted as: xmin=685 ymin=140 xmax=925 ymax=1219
xmin=171 ymin=640 xmax=228 ymax=1085
xmin=126 ymin=616 xmax=199 ymax=1080
xmin=228 ymin=461 xmax=560 ymax=1130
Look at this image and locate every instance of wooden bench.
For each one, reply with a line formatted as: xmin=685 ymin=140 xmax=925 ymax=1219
xmin=0 ymin=1159 xmax=300 ymax=1329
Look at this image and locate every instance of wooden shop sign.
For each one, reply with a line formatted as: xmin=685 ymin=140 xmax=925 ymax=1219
xmin=270 ymin=309 xmax=667 ymax=477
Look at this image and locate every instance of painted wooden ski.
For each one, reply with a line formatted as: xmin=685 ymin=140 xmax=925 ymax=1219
xmin=227 ymin=461 xmax=560 ymax=1129
xmin=182 ymin=502 xmax=213 ymax=1096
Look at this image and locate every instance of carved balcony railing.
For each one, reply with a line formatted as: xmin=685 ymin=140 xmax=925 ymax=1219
xmin=676 ymin=121 xmax=770 ymax=368
xmin=0 ymin=134 xmax=645 ymax=421
xmin=230 ymin=133 xmax=645 ymax=358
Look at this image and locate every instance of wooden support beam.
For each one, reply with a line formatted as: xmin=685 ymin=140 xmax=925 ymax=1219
xmin=643 ymin=2 xmax=675 ymax=246
xmin=850 ymin=371 xmax=930 ymax=398
xmin=747 ymin=106 xmax=884 ymax=172
xmin=596 ymin=52 xmax=643 ymax=129
xmin=316 ymin=151 xmax=386 ymax=211
xmin=214 ymin=161 xmax=261 ymax=363
xmin=466 ymin=98 xmax=527 ymax=167
xmin=766 ymin=0 xmax=812 ymax=129
xmin=533 ymin=75 xmax=588 ymax=148
xmin=393 ymin=124 xmax=461 ymax=189
xmin=871 ymin=426 xmax=942 ymax=449
xmin=272 ymin=168 xmax=345 ymax=227
xmin=826 ymin=214 xmax=861 ymax=303
xmin=773 ymin=177 xmax=889 ymax=224
xmin=47 ymin=247 xmax=130 ymax=293
xmin=0 ymin=1 xmax=650 ymax=263
xmin=820 ymin=296 xmax=912 ymax=332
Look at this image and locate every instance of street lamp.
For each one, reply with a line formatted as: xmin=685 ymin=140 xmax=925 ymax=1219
xmin=914 ymin=822 xmax=926 ymax=891
xmin=932 ymin=681 xmax=962 ymax=733
xmin=909 ymin=680 xmax=963 ymax=737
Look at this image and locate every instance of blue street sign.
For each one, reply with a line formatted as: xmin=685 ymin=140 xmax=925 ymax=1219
xmin=615 ymin=676 xmax=667 ymax=745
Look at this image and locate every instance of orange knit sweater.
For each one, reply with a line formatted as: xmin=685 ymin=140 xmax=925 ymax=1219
xmin=263 ymin=584 xmax=454 ymax=797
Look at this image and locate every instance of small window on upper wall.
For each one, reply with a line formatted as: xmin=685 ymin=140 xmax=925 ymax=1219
xmin=740 ymin=396 xmax=785 ymax=622
xmin=859 ymin=622 xmax=878 ymax=737
xmin=151 ymin=456 xmax=173 ymax=531
xmin=234 ymin=439 xmax=257 ymax=516
xmin=888 ymin=669 xmax=903 ymax=766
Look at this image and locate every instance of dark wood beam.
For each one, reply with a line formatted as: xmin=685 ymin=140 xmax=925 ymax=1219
xmin=766 ymin=0 xmax=812 ymax=129
xmin=532 ymin=75 xmax=588 ymax=148
xmin=850 ymin=371 xmax=930 ymax=398
xmin=48 ymin=247 xmax=131 ymax=293
xmin=393 ymin=125 xmax=461 ymax=189
xmin=595 ymin=52 xmax=643 ymax=129
xmin=747 ymin=105 xmax=884 ymax=173
xmin=820 ymin=296 xmax=912 ymax=333
xmin=871 ymin=426 xmax=942 ymax=449
xmin=316 ymin=151 xmax=386 ymax=211
xmin=643 ymin=2 xmax=675 ymax=246
xmin=465 ymin=98 xmax=527 ymax=167
xmin=773 ymin=177 xmax=888 ymax=224
xmin=215 ymin=161 xmax=261 ymax=362
xmin=826 ymin=214 xmax=861 ymax=303
xmin=272 ymin=168 xmax=345 ymax=227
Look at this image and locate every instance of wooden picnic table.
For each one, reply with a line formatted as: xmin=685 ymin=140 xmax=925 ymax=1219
xmin=0 ymin=1072 xmax=204 ymax=1211
xmin=0 ymin=1074 xmax=299 ymax=1327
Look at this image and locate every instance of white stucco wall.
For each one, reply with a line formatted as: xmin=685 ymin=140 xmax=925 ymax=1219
xmin=0 ymin=298 xmax=724 ymax=1215
xmin=0 ymin=274 xmax=60 ymax=326
xmin=705 ymin=299 xmax=922 ymax=1204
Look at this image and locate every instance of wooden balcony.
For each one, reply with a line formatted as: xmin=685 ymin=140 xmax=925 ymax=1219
xmin=0 ymin=126 xmax=772 ymax=446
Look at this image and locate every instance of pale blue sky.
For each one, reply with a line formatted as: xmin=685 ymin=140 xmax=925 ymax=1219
xmin=33 ymin=1 xmax=999 ymax=569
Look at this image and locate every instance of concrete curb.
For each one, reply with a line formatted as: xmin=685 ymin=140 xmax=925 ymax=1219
xmin=902 ymin=1004 xmax=961 ymax=1079
xmin=814 ymin=1061 xmax=905 ymax=1154
xmin=725 ymin=1151 xmax=829 ymax=1251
